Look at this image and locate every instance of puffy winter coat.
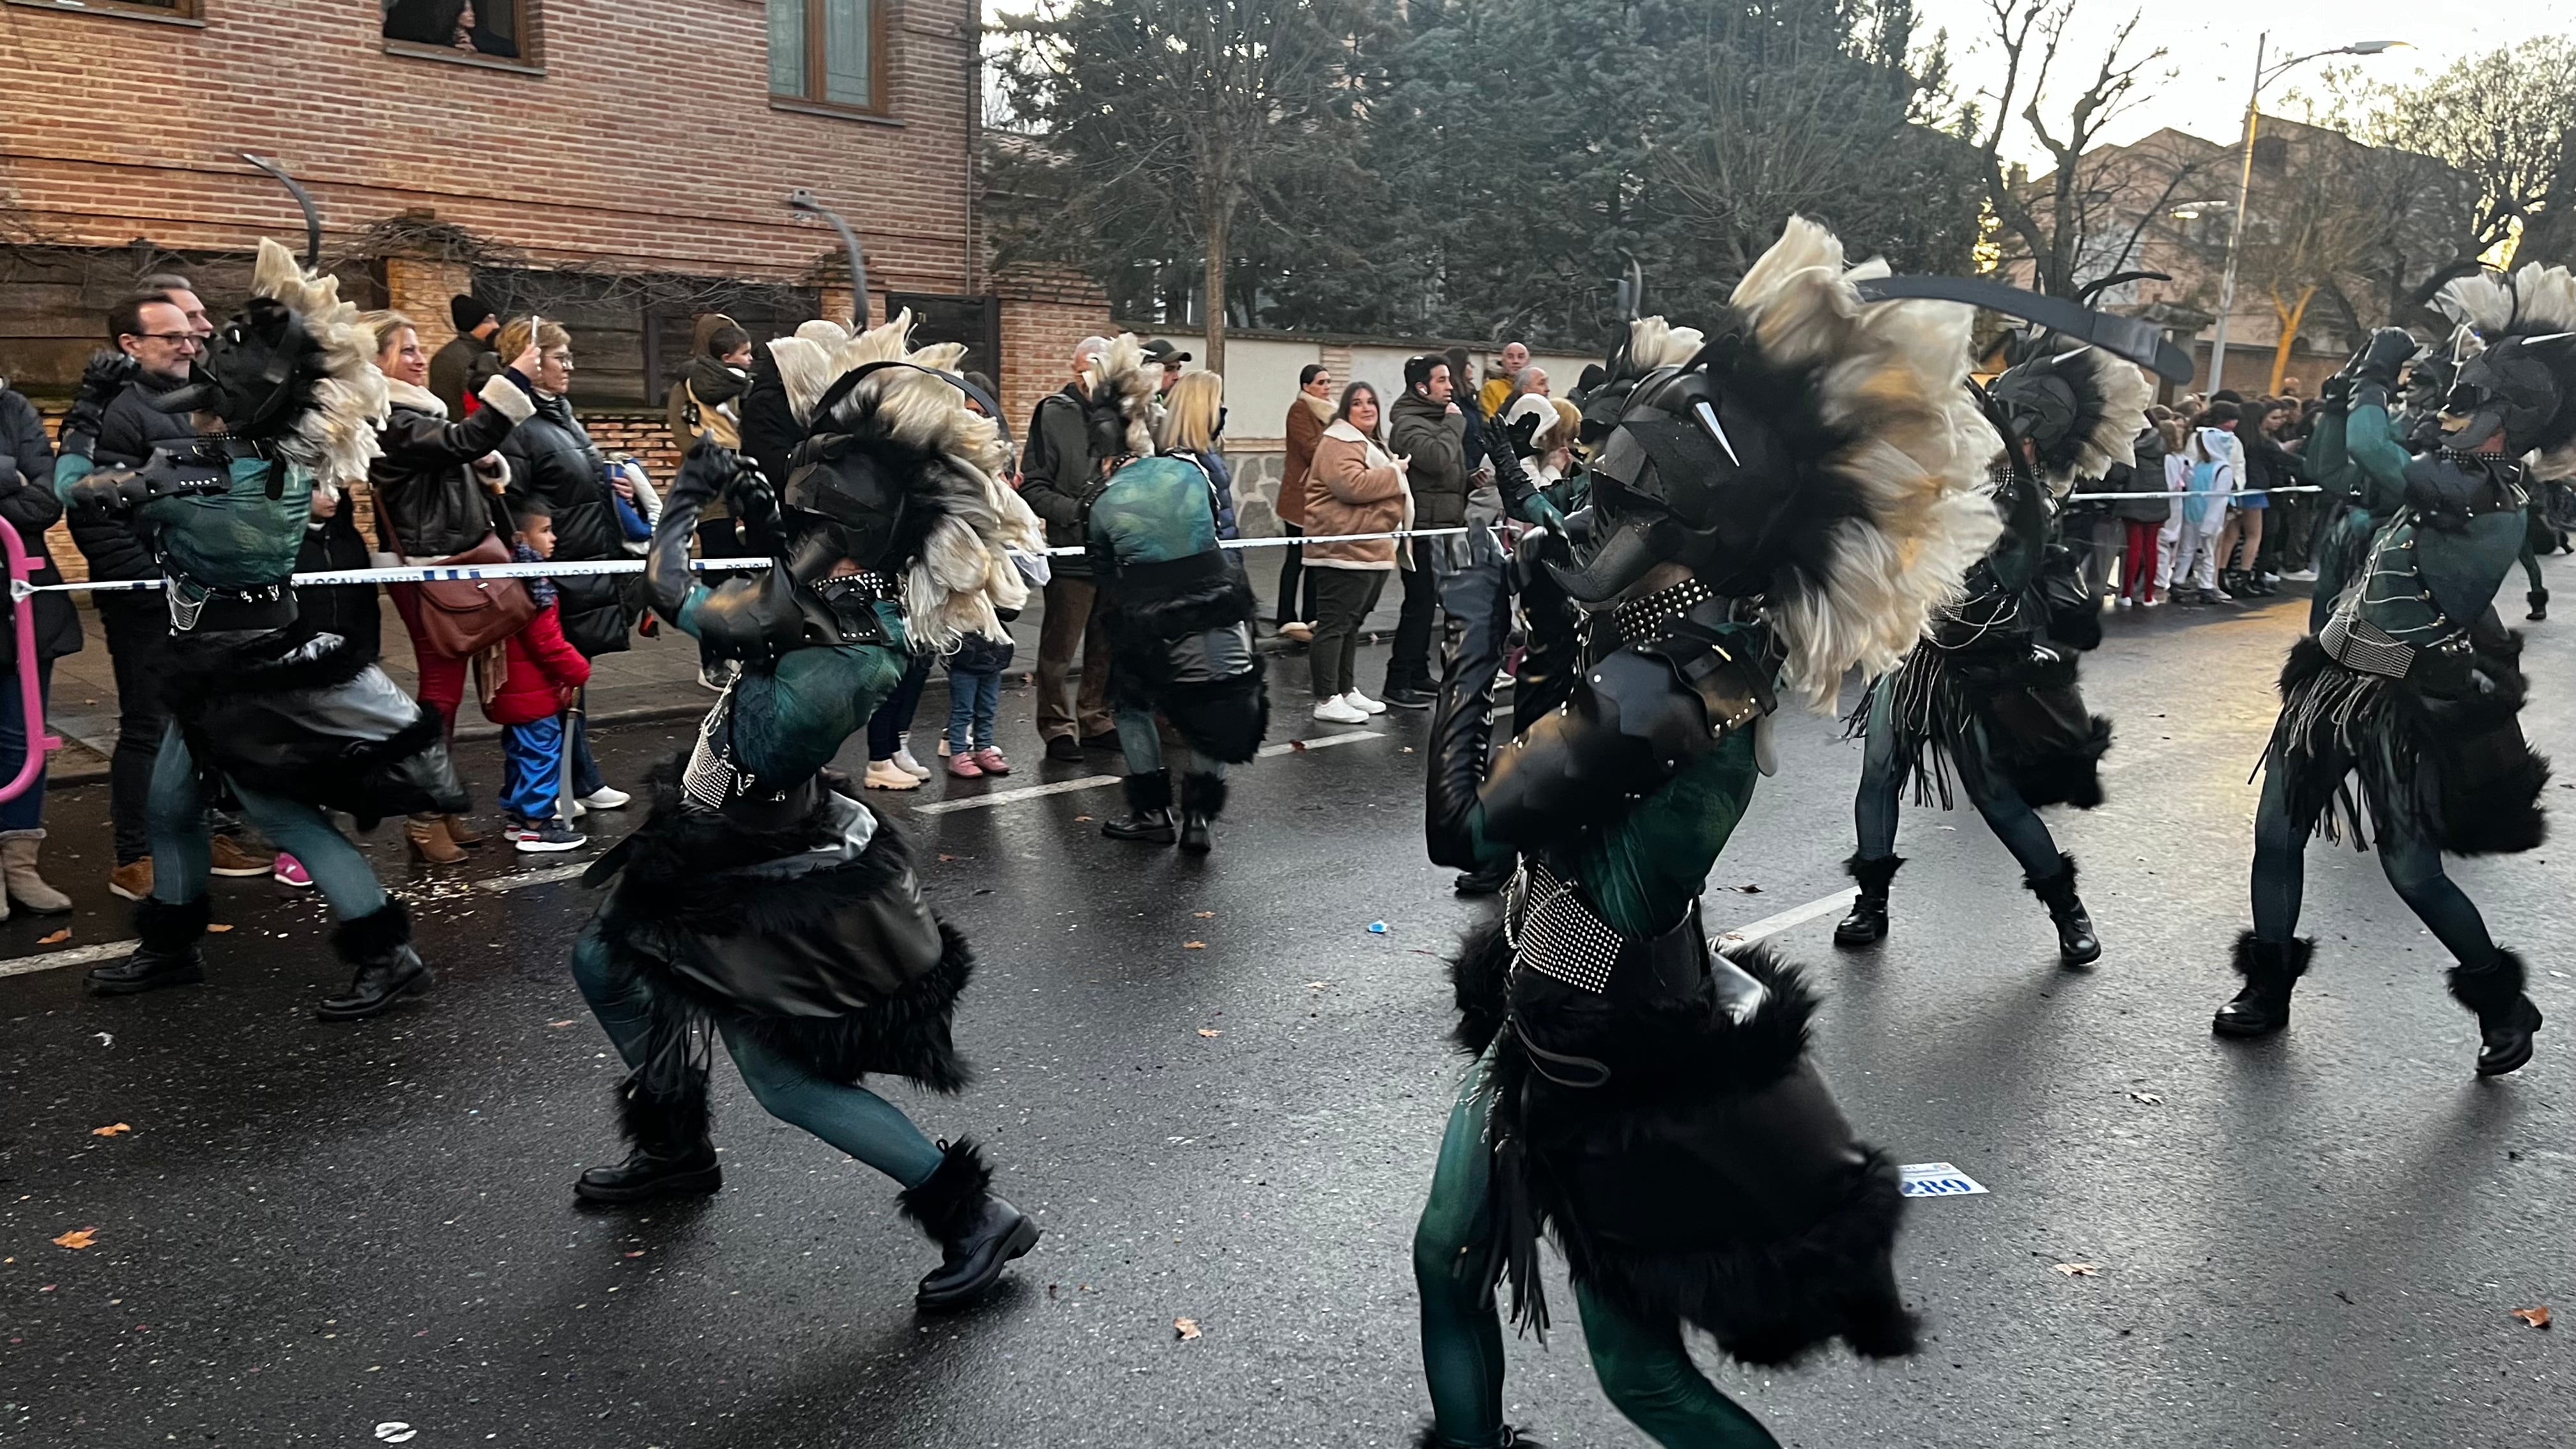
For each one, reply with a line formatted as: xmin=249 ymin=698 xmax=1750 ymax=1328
xmin=1020 ymin=383 xmax=1100 ymax=577
xmin=294 ymin=499 xmax=379 ymax=663
xmin=1301 ymin=420 xmax=1411 ymax=570
xmin=65 ymin=370 xmax=196 ymax=582
xmin=1280 ymin=393 xmax=1331 ymax=528
xmin=500 ymin=393 xmax=634 ymax=656
xmin=1387 ymin=392 xmax=1468 ymax=529
xmin=371 ymin=376 xmax=525 ymax=559
xmin=482 ymin=600 xmax=592 ymax=726
xmin=0 ymin=387 xmax=81 ymax=667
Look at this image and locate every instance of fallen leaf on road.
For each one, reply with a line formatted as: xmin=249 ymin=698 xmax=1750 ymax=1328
xmin=2052 ymin=1263 xmax=2097 ymax=1277
xmin=206 ymin=923 xmax=234 ymax=933
xmin=1174 ymin=1316 xmax=1202 ymax=1340
xmin=1183 ymin=941 xmax=1206 ymax=949
xmin=1289 ymin=740 xmax=1308 ymax=752
xmin=2128 ymin=1091 xmax=2163 ymax=1105
xmin=52 ymin=1229 xmax=96 ymax=1250
xmin=548 ymin=1020 xmax=577 ymax=1028
xmin=1722 ymin=884 xmax=1763 ymax=894
xmin=37 ymin=928 xmax=68 ymax=944
xmin=624 ymin=1251 xmax=646 ymax=1259
xmin=1194 ymin=911 xmax=1214 ymax=919
xmin=1073 ymin=815 xmax=1092 ymax=823
xmin=1305 ymin=982 xmax=1331 ymax=990
xmin=91 ymin=1124 xmax=131 ymax=1138
xmin=2513 ymin=1306 xmax=2552 ymax=1329
xmin=1197 ymin=1029 xmax=1223 ymax=1038
xmin=937 ymin=854 xmax=960 ymax=862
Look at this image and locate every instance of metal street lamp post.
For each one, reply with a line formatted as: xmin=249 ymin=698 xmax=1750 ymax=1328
xmin=2205 ymin=36 xmax=2405 ymax=393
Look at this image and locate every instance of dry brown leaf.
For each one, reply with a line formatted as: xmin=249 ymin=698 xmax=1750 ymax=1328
xmin=2512 ymin=1306 xmax=2553 ymax=1329
xmin=1174 ymin=1316 xmax=1202 ymax=1340
xmin=547 ymin=1020 xmax=578 ymax=1028
xmin=1183 ymin=941 xmax=1207 ymax=949
xmin=91 ymin=1124 xmax=131 ymax=1138
xmin=937 ymin=853 xmax=960 ymax=862
xmin=1193 ymin=911 xmax=1215 ymax=919
xmin=206 ymin=923 xmax=234 ymax=933
xmin=1305 ymin=981 xmax=1331 ymax=990
xmin=2052 ymin=1263 xmax=2097 ymax=1277
xmin=1288 ymin=739 xmax=1308 ymax=752
xmin=1197 ymin=1028 xmax=1223 ymax=1038
xmin=1073 ymin=815 xmax=1093 ymax=822
xmin=51 ymin=1229 xmax=96 ymax=1250
xmin=624 ymin=1250 xmax=647 ymax=1259
xmin=37 ymin=928 xmax=69 ymax=945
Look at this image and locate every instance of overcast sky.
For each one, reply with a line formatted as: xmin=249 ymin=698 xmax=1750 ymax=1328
xmin=1911 ymin=0 xmax=2575 ymax=163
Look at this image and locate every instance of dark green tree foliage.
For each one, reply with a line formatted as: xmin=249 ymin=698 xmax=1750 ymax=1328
xmin=988 ymin=0 xmax=1981 ymax=353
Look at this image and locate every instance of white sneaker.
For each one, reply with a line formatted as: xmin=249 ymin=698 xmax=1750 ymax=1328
xmin=892 ymin=747 xmax=933 ymax=779
xmin=1492 ymin=668 xmax=1515 ymax=691
xmin=863 ymin=758 xmax=923 ymax=791
xmin=1340 ymin=689 xmax=1388 ymax=716
xmin=1311 ymin=696 xmax=1368 ymax=725
xmin=1279 ymin=620 xmax=1314 ymax=642
xmin=579 ymin=785 xmax=632 ymax=810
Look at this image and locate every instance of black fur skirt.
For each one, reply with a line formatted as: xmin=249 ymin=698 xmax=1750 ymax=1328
xmin=1101 ymin=560 xmax=1269 ymax=764
xmin=2266 ymin=636 xmax=2549 ymax=854
xmin=585 ymin=759 xmax=975 ymax=1101
xmin=163 ymin=625 xmax=465 ymax=827
xmin=1860 ymin=638 xmax=2112 ymax=811
xmin=1448 ymin=918 xmax=1918 ymax=1367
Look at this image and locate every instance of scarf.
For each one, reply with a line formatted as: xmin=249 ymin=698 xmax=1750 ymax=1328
xmin=512 ymin=541 xmax=558 ymax=608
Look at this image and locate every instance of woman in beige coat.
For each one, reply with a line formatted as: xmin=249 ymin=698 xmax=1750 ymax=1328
xmin=1301 ymin=382 xmax=1411 ymax=724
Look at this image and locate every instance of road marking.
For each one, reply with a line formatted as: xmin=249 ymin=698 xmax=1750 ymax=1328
xmin=1899 ymin=1162 xmax=1989 ymax=1198
xmin=912 ymin=732 xmax=1384 ymax=815
xmin=1717 ymin=887 xmax=1859 ymax=946
xmin=0 ymin=940 xmax=139 ymax=979
xmin=1255 ymin=729 xmax=1383 ymax=758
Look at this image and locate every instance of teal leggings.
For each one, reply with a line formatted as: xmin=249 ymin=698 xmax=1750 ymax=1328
xmin=1412 ymin=1050 xmax=1782 ymax=1449
xmin=147 ymin=723 xmax=386 ymax=917
xmin=569 ymin=926 xmax=946 ymax=1188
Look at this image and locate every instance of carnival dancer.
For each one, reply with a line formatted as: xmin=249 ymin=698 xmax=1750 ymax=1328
xmin=1414 ymin=218 xmax=2005 ymax=1449
xmin=1083 ymin=339 xmax=1268 ymax=852
xmin=2215 ymin=265 xmax=2576 ymax=1077
xmin=2300 ymin=329 xmax=2428 ymax=633
xmin=66 ymin=241 xmax=468 ymax=1019
xmin=1832 ymin=344 xmax=2150 ymax=965
xmin=568 ymin=314 xmax=1048 ymax=1309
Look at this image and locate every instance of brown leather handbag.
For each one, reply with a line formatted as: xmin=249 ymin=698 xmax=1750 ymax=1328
xmin=385 ymin=508 xmax=541 ymax=660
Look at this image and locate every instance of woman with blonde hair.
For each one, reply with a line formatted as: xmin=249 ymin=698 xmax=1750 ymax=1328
xmin=1156 ymin=367 xmax=1237 ymax=539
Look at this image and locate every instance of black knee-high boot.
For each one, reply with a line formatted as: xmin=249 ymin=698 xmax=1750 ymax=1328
xmin=1102 ymin=769 xmax=1176 ymax=843
xmin=2214 ymin=931 xmax=2312 ymax=1037
xmin=2529 ymin=588 xmax=2549 ymax=622
xmin=1834 ymin=855 xmax=1903 ymax=946
xmin=1416 ymin=1419 xmax=1548 ymax=1448
xmin=2449 ymin=948 xmax=2544 ymax=1077
xmin=1178 ymin=772 xmax=1227 ymax=854
xmin=578 ymin=1066 xmax=721 ymax=1203
xmin=2023 ymin=852 xmax=2101 ymax=966
xmin=317 ymin=900 xmax=434 ymax=1021
xmin=86 ymin=895 xmax=213 ymax=995
xmin=900 ymin=1138 xmax=1041 ymax=1310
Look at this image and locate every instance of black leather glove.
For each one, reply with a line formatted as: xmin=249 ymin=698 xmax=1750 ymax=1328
xmin=2318 ymin=372 xmax=2351 ymax=408
xmin=66 ymin=446 xmax=224 ymax=518
xmin=1491 ymin=408 xmax=1541 ymax=462
xmin=2353 ymin=327 xmax=2418 ymax=407
xmin=1425 ymin=567 xmax=1514 ymax=871
xmin=59 ymin=349 xmax=137 ymax=459
xmin=645 ymin=436 xmax=735 ymax=620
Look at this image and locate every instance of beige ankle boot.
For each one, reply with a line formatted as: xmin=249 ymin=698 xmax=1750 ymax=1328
xmin=0 ymin=831 xmax=72 ymax=914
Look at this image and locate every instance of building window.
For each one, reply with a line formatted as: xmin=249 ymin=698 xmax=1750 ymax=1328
xmin=383 ymin=0 xmax=532 ymax=63
xmin=769 ymin=0 xmax=882 ymax=113
xmin=7 ymin=0 xmax=201 ymax=20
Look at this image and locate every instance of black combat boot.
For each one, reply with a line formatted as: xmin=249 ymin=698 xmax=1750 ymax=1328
xmin=2528 ymin=588 xmax=2549 ymax=622
xmin=1416 ymin=1421 xmax=1547 ymax=1448
xmin=2023 ymin=852 xmax=2101 ymax=966
xmin=577 ymin=1068 xmax=721 ymax=1203
xmin=1177 ymin=772 xmax=1226 ymax=854
xmin=1101 ymin=769 xmax=1177 ymax=843
xmin=1833 ymin=855 xmax=1902 ymax=947
xmin=901 ymin=1138 xmax=1041 ymax=1311
xmin=316 ymin=901 xmax=434 ymax=1021
xmin=2212 ymin=932 xmax=2312 ymax=1037
xmin=85 ymin=895 xmax=212 ymax=996
xmin=2449 ymin=948 xmax=2544 ymax=1077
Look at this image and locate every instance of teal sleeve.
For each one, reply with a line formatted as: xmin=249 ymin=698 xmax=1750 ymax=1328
xmin=2345 ymin=404 xmax=2412 ymax=513
xmin=1567 ymin=732 xmax=1762 ymax=938
xmin=52 ymin=452 xmax=95 ymax=503
xmin=2304 ymin=412 xmax=2354 ymax=500
xmin=670 ymin=584 xmax=715 ymax=640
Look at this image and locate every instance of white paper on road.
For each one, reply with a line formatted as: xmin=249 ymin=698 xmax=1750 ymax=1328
xmin=1898 ymin=1162 xmax=1989 ymax=1198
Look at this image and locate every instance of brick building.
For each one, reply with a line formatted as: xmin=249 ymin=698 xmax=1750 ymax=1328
xmin=0 ymin=0 xmax=1109 ymax=462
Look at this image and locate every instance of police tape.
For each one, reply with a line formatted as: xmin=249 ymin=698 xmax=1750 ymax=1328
xmin=2061 ymin=485 xmax=2322 ymax=502
xmin=20 ymin=528 xmax=1483 ymax=595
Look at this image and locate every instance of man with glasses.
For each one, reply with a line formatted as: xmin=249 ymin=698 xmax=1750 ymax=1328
xmin=56 ymin=292 xmax=267 ymax=901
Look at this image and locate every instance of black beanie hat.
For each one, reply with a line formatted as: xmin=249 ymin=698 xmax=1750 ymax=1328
xmin=449 ymin=294 xmax=495 ymax=334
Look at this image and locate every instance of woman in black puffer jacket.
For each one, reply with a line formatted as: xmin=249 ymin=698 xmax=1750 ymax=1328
xmin=492 ymin=317 xmax=632 ymax=815
xmin=495 ymin=318 xmax=635 ymax=659
xmin=0 ymin=379 xmax=85 ymax=916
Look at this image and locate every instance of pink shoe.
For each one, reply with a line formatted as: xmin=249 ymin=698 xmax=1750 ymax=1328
xmin=972 ymin=747 xmax=1011 ymax=776
xmin=272 ymin=853 xmax=314 ymax=888
xmin=946 ymin=753 xmax=984 ymax=779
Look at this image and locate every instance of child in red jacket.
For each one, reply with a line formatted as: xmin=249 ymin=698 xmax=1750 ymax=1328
xmin=484 ymin=500 xmax=592 ymax=852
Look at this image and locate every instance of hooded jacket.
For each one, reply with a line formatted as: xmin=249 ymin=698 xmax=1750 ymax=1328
xmin=371 ymin=374 xmax=529 ymax=559
xmin=500 ymin=390 xmax=633 ymax=656
xmin=1387 ymin=390 xmax=1468 ymax=530
xmin=0 ymin=387 xmax=80 ymax=666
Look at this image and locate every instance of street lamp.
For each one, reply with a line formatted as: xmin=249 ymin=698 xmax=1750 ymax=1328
xmin=2204 ymin=35 xmax=2407 ymax=393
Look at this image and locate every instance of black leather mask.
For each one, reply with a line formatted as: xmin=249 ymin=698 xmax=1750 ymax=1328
xmin=1547 ymin=364 xmax=1800 ymax=603
xmin=147 ymin=296 xmax=321 ymax=443
xmin=2442 ymin=334 xmax=2572 ymax=455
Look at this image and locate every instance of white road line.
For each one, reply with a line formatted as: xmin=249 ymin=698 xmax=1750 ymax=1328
xmin=911 ymin=775 xmax=1124 ymax=815
xmin=0 ymin=940 xmax=139 ymax=979
xmin=1719 ymin=887 xmax=1859 ymax=946
xmin=0 ymin=733 xmax=1402 ymax=978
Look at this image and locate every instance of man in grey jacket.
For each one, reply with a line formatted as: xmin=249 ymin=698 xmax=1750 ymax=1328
xmin=1019 ymin=337 xmax=1120 ymax=762
xmin=1380 ymin=355 xmax=1468 ymax=708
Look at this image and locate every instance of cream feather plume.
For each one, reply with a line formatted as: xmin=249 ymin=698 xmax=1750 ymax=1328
xmin=247 ymin=238 xmax=388 ymax=488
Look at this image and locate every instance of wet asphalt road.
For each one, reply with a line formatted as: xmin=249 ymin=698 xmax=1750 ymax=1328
xmin=5 ymin=567 xmax=2576 ymax=1449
